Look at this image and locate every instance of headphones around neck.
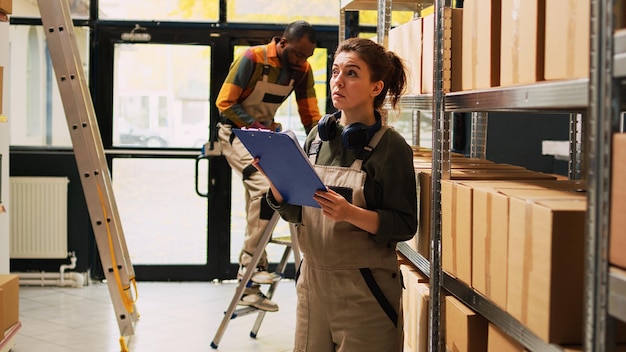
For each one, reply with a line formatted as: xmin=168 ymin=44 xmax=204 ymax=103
xmin=318 ymin=111 xmax=382 ymax=149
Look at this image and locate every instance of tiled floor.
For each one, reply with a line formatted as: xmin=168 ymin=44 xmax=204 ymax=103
xmin=11 ymin=280 xmax=297 ymax=352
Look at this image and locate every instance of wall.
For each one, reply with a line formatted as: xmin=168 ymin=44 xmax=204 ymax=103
xmin=0 ymin=20 xmax=9 ymax=274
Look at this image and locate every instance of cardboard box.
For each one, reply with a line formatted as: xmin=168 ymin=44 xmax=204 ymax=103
xmin=413 ymin=282 xmax=430 ymax=352
xmin=472 ymin=185 xmax=510 ymax=309
xmin=505 ymin=190 xmax=586 ymax=344
xmin=487 ymin=323 xmax=525 ymax=352
xmin=388 ymin=18 xmax=422 ymax=95
xmin=421 ymin=8 xmax=463 ymax=93
xmin=441 ymin=180 xmax=473 ymax=286
xmin=469 ymin=179 xmax=586 ymax=309
xmin=500 ymin=0 xmax=545 ymax=86
xmin=0 ymin=275 xmax=19 ymax=335
xmin=0 ymin=0 xmax=11 ymax=14
xmin=445 ymin=295 xmax=488 ymax=352
xmin=544 ymin=0 xmax=590 ymax=80
xmin=416 ymin=168 xmax=556 ymax=260
xmin=611 ymin=133 xmax=626 ymax=269
xmin=462 ymin=0 xmax=501 ymax=90
xmin=400 ymin=264 xmax=429 ymax=352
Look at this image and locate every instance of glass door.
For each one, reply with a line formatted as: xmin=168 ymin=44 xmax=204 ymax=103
xmin=109 ymin=42 xmax=214 ymax=280
xmin=92 ymin=24 xmax=336 ymax=281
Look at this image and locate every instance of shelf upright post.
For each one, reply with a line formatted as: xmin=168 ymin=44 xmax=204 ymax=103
xmin=412 ymin=109 xmax=421 ymax=146
xmin=568 ymin=113 xmax=584 ymax=180
xmin=340 ymin=4 xmax=346 ymax=42
xmin=429 ymin=0 xmax=451 ymax=351
xmin=585 ymin=0 xmax=615 ymax=351
xmin=376 ymin=0 xmax=392 ymax=47
xmin=469 ymin=112 xmax=488 ymax=159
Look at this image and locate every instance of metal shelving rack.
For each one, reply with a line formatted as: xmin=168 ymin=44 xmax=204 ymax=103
xmin=340 ymin=0 xmax=622 ymax=351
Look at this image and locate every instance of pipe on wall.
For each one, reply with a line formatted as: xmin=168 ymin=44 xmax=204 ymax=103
xmin=13 ymin=252 xmax=86 ymax=288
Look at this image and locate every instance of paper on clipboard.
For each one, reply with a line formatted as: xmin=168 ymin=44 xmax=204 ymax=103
xmin=233 ymin=128 xmax=326 ymax=208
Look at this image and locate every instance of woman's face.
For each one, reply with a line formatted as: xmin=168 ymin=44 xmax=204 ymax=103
xmin=330 ymin=51 xmax=381 ymax=112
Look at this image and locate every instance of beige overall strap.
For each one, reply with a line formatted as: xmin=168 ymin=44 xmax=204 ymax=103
xmin=349 ymin=125 xmax=391 ymax=170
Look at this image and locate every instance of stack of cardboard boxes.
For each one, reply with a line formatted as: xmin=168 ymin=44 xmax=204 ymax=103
xmin=387 ymin=0 xmax=597 ymax=350
xmin=387 ymin=0 xmax=590 ymax=95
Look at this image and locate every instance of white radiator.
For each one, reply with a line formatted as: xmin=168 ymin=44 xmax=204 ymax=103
xmin=9 ymin=177 xmax=69 ymax=259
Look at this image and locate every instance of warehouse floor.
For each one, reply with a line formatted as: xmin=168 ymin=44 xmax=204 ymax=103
xmin=11 ymin=280 xmax=297 ymax=351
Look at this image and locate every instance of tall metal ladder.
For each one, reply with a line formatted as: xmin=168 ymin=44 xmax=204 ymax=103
xmin=211 ymin=211 xmax=300 ymax=349
xmin=37 ymin=1 xmax=139 ymax=351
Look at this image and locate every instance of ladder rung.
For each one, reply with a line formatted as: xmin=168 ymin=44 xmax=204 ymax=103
xmin=228 ymin=306 xmax=260 ymax=319
xmin=269 ymin=236 xmax=292 ymax=246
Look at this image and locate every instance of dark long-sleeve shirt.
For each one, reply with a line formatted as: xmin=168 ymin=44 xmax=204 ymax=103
xmin=268 ymin=124 xmax=418 ymax=245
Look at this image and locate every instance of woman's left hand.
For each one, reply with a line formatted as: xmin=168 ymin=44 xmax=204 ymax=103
xmin=313 ymin=188 xmax=352 ymax=222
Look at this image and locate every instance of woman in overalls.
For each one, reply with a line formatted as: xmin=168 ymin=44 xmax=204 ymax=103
xmin=259 ymin=37 xmax=418 ymax=351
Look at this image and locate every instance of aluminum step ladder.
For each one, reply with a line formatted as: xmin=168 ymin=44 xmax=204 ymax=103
xmin=211 ymin=211 xmax=300 ymax=349
xmin=37 ymin=1 xmax=138 ymax=351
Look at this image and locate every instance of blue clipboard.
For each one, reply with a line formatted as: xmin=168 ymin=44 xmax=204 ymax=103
xmin=233 ymin=128 xmax=326 ymax=208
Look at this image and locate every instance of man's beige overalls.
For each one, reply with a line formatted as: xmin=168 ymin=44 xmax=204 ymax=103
xmin=217 ymin=46 xmax=294 ymax=269
xmin=294 ymin=126 xmax=403 ymax=352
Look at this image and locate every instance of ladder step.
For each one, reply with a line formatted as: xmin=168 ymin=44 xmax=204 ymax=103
xmin=228 ymin=306 xmax=261 ymax=319
xmin=269 ymin=236 xmax=292 ymax=246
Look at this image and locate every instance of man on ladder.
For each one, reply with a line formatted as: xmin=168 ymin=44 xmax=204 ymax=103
xmin=215 ymin=20 xmax=321 ymax=311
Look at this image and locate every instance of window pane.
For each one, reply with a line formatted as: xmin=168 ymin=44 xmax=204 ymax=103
xmin=113 ymin=43 xmax=211 ymax=149
xmin=227 ymin=0 xmax=339 ymax=25
xmin=13 ymin=0 xmax=89 ymax=19
xmin=9 ymin=25 xmax=89 ymax=147
xmin=99 ymin=0 xmax=219 ymax=21
xmin=112 ymin=158 xmax=208 ymax=265
xmin=359 ymin=10 xmax=415 ymax=27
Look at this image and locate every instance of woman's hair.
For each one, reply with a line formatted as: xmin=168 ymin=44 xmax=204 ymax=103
xmin=334 ymin=37 xmax=407 ymax=110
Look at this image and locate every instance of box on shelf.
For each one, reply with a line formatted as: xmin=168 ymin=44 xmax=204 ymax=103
xmin=487 ymin=323 xmax=524 ymax=352
xmin=400 ymin=264 xmax=429 ymax=352
xmin=461 ymin=0 xmax=501 ymax=90
xmin=470 ymin=179 xmax=586 ymax=309
xmin=441 ymin=180 xmax=473 ymax=286
xmin=500 ymin=0 xmax=545 ymax=86
xmin=544 ymin=0 xmax=589 ymax=81
xmin=415 ymin=166 xmax=556 ymax=260
xmin=421 ymin=8 xmax=463 ymax=94
xmin=416 ymin=166 xmax=557 ymax=261
xmin=0 ymin=275 xmax=19 ymax=336
xmin=388 ymin=18 xmax=422 ymax=95
xmin=445 ymin=295 xmax=488 ymax=352
xmin=611 ymin=133 xmax=626 ymax=269
xmin=0 ymin=0 xmax=11 ymax=14
xmin=504 ymin=189 xmax=586 ymax=344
